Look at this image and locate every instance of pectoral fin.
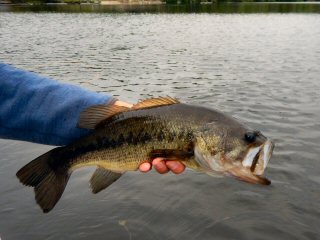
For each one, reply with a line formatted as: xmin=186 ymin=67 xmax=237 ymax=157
xmin=90 ymin=168 xmax=123 ymax=194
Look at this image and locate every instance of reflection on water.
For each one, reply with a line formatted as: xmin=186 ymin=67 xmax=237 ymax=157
xmin=1 ymin=2 xmax=320 ymax=13
xmin=0 ymin=6 xmax=320 ymax=240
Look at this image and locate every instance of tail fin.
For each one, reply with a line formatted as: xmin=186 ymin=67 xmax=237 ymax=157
xmin=16 ymin=147 xmax=70 ymax=213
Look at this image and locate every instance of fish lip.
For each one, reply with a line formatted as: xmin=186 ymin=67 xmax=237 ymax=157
xmin=242 ymin=145 xmax=262 ymax=169
xmin=265 ymin=140 xmax=275 ymax=166
xmin=250 ymin=147 xmax=261 ymax=173
xmin=226 ymin=169 xmax=271 ymax=185
xmin=242 ymin=140 xmax=274 ymax=176
xmin=255 ymin=140 xmax=274 ymax=175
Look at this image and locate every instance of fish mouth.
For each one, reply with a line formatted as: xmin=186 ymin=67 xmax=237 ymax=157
xmin=242 ymin=140 xmax=274 ymax=176
xmin=228 ymin=140 xmax=274 ymax=185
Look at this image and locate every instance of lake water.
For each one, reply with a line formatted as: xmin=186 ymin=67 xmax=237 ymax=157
xmin=0 ymin=4 xmax=320 ymax=240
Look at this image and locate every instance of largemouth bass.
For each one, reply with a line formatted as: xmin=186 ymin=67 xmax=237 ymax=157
xmin=17 ymin=97 xmax=274 ymax=213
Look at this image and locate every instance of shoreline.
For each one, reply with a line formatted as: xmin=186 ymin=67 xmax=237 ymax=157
xmin=1 ymin=1 xmax=320 ymax=6
xmin=100 ymin=1 xmax=163 ymax=5
xmin=0 ymin=0 xmax=165 ymax=5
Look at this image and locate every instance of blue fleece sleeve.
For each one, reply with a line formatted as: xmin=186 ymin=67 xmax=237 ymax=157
xmin=0 ymin=63 xmax=116 ymax=146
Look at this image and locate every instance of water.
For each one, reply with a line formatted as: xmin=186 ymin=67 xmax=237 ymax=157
xmin=1 ymin=5 xmax=320 ymax=240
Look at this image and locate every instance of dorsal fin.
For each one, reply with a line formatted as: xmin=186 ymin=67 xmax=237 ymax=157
xmin=132 ymin=96 xmax=180 ymax=110
xmin=78 ymin=96 xmax=179 ymax=129
xmin=78 ymin=105 xmax=130 ymax=129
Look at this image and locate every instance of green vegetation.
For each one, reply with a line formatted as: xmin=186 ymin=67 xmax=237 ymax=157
xmin=8 ymin=0 xmax=98 ymax=3
xmin=4 ymin=1 xmax=319 ymax=14
xmin=3 ymin=0 xmax=319 ymax=4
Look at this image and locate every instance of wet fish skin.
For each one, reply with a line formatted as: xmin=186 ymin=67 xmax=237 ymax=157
xmin=16 ymin=97 xmax=274 ymax=213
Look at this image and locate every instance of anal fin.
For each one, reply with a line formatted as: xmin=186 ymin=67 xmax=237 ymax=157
xmin=90 ymin=168 xmax=123 ymax=194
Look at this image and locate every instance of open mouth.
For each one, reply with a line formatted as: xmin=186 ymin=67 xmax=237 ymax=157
xmin=227 ymin=140 xmax=274 ymax=185
xmin=242 ymin=140 xmax=274 ymax=176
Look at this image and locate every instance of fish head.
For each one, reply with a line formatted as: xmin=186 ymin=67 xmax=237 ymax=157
xmin=194 ymin=120 xmax=274 ymax=185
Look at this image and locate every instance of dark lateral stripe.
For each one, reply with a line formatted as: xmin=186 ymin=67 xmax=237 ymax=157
xmin=59 ymin=131 xmax=154 ymax=162
xmin=58 ymin=128 xmax=193 ymax=167
xmin=150 ymin=149 xmax=194 ymax=159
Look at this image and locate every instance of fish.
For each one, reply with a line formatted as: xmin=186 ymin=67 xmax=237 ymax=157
xmin=16 ymin=97 xmax=274 ymax=213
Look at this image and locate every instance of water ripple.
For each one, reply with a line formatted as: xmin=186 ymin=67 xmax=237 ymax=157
xmin=0 ymin=12 xmax=320 ymax=240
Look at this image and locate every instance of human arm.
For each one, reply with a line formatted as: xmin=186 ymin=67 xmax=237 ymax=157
xmin=0 ymin=62 xmax=115 ymax=145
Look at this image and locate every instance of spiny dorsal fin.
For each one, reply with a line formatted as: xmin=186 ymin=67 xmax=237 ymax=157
xmin=90 ymin=168 xmax=123 ymax=194
xmin=132 ymin=96 xmax=180 ymax=110
xmin=78 ymin=96 xmax=179 ymax=129
xmin=78 ymin=105 xmax=130 ymax=129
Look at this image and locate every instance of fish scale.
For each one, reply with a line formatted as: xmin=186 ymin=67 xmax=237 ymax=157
xmin=16 ymin=97 xmax=274 ymax=213
xmin=67 ymin=114 xmax=194 ymax=172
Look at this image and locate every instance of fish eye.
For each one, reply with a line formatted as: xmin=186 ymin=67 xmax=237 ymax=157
xmin=244 ymin=131 xmax=256 ymax=143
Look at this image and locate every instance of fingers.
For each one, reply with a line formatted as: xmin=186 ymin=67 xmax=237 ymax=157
xmin=165 ymin=160 xmax=186 ymax=174
xmin=139 ymin=158 xmax=185 ymax=174
xmin=152 ymin=158 xmax=169 ymax=174
xmin=139 ymin=162 xmax=151 ymax=172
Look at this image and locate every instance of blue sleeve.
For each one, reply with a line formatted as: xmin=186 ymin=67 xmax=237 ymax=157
xmin=0 ymin=63 xmax=116 ymax=146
